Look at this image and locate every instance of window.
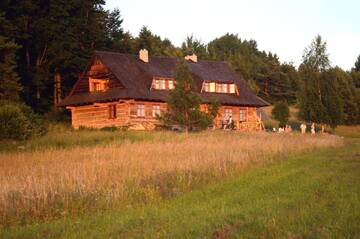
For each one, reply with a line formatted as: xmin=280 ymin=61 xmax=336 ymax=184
xmin=203 ymin=82 xmax=209 ymax=92
xmin=108 ymin=105 xmax=117 ymax=119
xmin=216 ymin=83 xmax=223 ymax=93
xmin=224 ymin=109 xmax=232 ymax=119
xmin=203 ymin=82 xmax=236 ymax=94
xmin=137 ymin=104 xmax=145 ymax=117
xmin=153 ymin=78 xmax=174 ymax=90
xmin=89 ymin=78 xmax=109 ymax=92
xmin=222 ymin=84 xmax=228 ymax=93
xmin=152 ymin=105 xmax=161 ymax=117
xmin=155 ymin=79 xmax=160 ymax=89
xmin=209 ymin=82 xmax=216 ymax=92
xmin=159 ymin=80 xmax=165 ymax=89
xmin=239 ymin=108 xmax=247 ymax=122
xmin=229 ymin=84 xmax=235 ymax=93
xmin=168 ymin=80 xmax=174 ymax=90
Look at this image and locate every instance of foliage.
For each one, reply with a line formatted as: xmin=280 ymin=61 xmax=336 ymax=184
xmin=271 ymin=101 xmax=290 ymax=127
xmin=0 ymin=13 xmax=22 ymax=102
xmin=298 ymin=35 xmax=351 ymax=129
xmin=160 ymin=60 xmax=219 ymax=132
xmin=206 ymin=33 xmax=299 ymax=103
xmin=181 ymin=35 xmax=208 ymax=58
xmin=302 ymin=35 xmax=330 ymax=71
xmin=136 ymin=26 xmax=180 ymax=57
xmin=1 ymin=1 xmax=125 ymax=112
xmin=353 ymin=54 xmax=360 ymax=72
xmin=0 ymin=101 xmax=47 ymax=140
xmin=329 ymin=67 xmax=359 ymax=124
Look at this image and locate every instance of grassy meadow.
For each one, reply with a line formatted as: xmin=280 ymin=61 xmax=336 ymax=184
xmin=0 ymin=125 xmax=359 ymax=238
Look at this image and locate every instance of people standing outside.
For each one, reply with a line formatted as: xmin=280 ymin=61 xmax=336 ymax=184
xmin=311 ymin=123 xmax=315 ymax=134
xmin=300 ymin=123 xmax=307 ymax=134
xmin=227 ymin=116 xmax=233 ymax=130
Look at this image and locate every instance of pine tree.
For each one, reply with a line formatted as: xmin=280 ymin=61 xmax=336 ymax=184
xmin=160 ymin=60 xmax=218 ymax=132
xmin=320 ymin=71 xmax=343 ymax=129
xmin=354 ymin=55 xmax=360 ymax=72
xmin=0 ymin=12 xmax=22 ymax=102
xmin=181 ymin=35 xmax=208 ymax=59
xmin=0 ymin=36 xmax=22 ymax=102
xmin=330 ymin=67 xmax=359 ymax=124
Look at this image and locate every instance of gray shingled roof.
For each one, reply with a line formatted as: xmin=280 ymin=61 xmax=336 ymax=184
xmin=59 ymin=51 xmax=269 ymax=107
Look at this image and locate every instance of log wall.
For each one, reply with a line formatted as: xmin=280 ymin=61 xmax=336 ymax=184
xmin=69 ymin=100 xmax=263 ymax=131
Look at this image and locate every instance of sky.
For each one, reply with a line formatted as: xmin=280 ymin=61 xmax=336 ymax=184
xmin=105 ymin=0 xmax=360 ymax=70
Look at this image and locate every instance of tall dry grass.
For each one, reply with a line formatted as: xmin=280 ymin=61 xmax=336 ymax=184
xmin=0 ymin=131 xmax=342 ymax=226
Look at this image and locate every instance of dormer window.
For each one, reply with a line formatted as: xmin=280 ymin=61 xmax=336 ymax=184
xmin=151 ymin=77 xmax=175 ymax=90
xmin=168 ymin=80 xmax=174 ymax=90
xmin=89 ymin=77 xmax=109 ymax=92
xmin=202 ymin=81 xmax=237 ymax=94
xmin=229 ymin=84 xmax=235 ymax=94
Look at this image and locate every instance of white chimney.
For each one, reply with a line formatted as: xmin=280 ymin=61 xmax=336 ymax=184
xmin=184 ymin=53 xmax=198 ymax=63
xmin=139 ymin=49 xmax=149 ymax=63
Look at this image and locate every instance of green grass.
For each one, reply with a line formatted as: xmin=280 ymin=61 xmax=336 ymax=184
xmin=0 ymin=123 xmax=181 ymax=152
xmin=2 ymin=130 xmax=359 ymax=238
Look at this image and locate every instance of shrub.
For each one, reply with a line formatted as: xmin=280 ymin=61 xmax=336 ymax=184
xmin=45 ymin=108 xmax=71 ymax=123
xmin=271 ymin=102 xmax=290 ymax=127
xmin=101 ymin=126 xmax=118 ymax=132
xmin=0 ymin=101 xmax=48 ymax=140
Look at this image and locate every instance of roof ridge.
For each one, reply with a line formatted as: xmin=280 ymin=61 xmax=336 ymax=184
xmin=93 ymin=50 xmax=228 ymax=64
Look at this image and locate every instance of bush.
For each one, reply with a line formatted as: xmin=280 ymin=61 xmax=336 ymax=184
xmin=101 ymin=126 xmax=118 ymax=132
xmin=271 ymin=102 xmax=290 ymax=127
xmin=0 ymin=101 xmax=48 ymax=140
xmin=45 ymin=108 xmax=71 ymax=123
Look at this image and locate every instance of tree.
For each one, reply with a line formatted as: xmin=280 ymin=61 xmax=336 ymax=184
xmin=271 ymin=101 xmax=290 ymax=127
xmin=329 ymin=67 xmax=358 ymax=125
xmin=1 ymin=0 xmax=125 ymax=112
xmin=302 ymin=35 xmax=330 ymax=72
xmin=0 ymin=13 xmax=22 ymax=102
xmin=353 ymin=55 xmax=360 ymax=72
xmin=160 ymin=60 xmax=219 ymax=132
xmin=298 ymin=35 xmax=343 ymax=129
xmin=351 ymin=55 xmax=360 ymax=87
xmin=181 ymin=35 xmax=208 ymax=59
xmin=0 ymin=36 xmax=22 ymax=102
xmin=320 ymin=71 xmax=343 ymax=129
xmin=135 ymin=26 xmax=179 ymax=57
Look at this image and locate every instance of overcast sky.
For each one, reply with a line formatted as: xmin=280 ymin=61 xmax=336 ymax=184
xmin=105 ymin=0 xmax=360 ymax=70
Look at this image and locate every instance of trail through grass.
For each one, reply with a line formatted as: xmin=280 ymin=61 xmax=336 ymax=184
xmin=2 ymin=131 xmax=359 ymax=238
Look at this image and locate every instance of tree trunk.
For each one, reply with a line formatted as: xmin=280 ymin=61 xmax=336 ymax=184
xmin=54 ymin=71 xmax=62 ymax=107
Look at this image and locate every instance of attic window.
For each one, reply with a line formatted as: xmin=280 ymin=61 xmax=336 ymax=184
xmin=89 ymin=77 xmax=109 ymax=92
xmin=202 ymin=81 xmax=237 ymax=94
xmin=151 ymin=77 xmax=175 ymax=90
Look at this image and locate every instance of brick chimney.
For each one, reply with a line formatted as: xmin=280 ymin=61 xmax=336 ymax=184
xmin=184 ymin=53 xmax=197 ymax=63
xmin=139 ymin=49 xmax=149 ymax=63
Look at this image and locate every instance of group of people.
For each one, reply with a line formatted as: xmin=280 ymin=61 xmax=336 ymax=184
xmin=273 ymin=123 xmax=320 ymax=134
xmin=300 ymin=123 xmax=316 ymax=134
xmin=273 ymin=125 xmax=293 ymax=133
xmin=222 ymin=116 xmax=234 ymax=130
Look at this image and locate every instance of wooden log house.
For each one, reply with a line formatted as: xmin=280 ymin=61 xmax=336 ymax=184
xmin=59 ymin=50 xmax=269 ymax=130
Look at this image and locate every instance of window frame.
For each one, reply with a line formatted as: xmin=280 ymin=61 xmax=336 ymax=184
xmin=152 ymin=105 xmax=161 ymax=117
xmin=239 ymin=108 xmax=247 ymax=122
xmin=168 ymin=80 xmax=174 ymax=90
xmin=136 ymin=104 xmax=145 ymax=117
xmin=229 ymin=84 xmax=235 ymax=94
xmin=224 ymin=108 xmax=233 ymax=119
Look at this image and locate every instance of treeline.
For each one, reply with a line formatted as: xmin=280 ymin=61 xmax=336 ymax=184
xmin=1 ymin=0 xmax=360 ymax=126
